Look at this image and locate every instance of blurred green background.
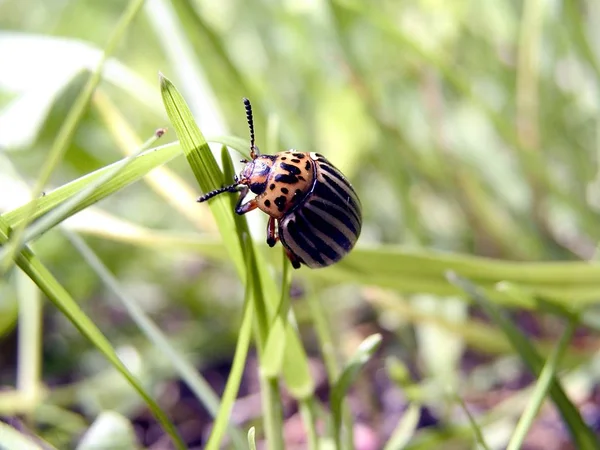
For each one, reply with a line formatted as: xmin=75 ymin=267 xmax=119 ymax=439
xmin=2 ymin=0 xmax=600 ymax=449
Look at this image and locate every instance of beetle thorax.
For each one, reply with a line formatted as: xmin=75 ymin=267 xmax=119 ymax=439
xmin=241 ymin=156 xmax=275 ymax=194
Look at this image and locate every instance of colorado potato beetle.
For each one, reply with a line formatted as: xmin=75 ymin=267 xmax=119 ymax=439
xmin=197 ymin=98 xmax=362 ymax=269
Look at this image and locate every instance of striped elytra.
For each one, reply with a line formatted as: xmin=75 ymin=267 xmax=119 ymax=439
xmin=278 ymin=153 xmax=361 ymax=268
xmin=197 ymin=98 xmax=362 ymax=269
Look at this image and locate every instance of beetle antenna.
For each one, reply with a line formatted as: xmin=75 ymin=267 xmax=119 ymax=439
xmin=243 ymin=97 xmax=259 ymax=159
xmin=197 ymin=183 xmax=239 ymax=202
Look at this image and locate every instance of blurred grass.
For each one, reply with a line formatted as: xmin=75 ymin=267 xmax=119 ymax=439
xmin=1 ymin=0 xmax=600 ymax=449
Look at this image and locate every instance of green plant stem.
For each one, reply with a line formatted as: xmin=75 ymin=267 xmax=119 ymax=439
xmin=449 ymin=389 xmax=491 ymax=450
xmin=259 ymin=376 xmax=285 ymax=450
xmin=16 ymin=271 xmax=42 ymax=415
xmin=305 ymin=283 xmax=354 ymax=448
xmin=205 ymin=269 xmax=255 ymax=450
xmin=299 ymin=399 xmax=318 ymax=450
xmin=242 ymin=236 xmax=284 ymax=450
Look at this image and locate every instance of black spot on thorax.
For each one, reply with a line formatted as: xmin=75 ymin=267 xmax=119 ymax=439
xmin=274 ymin=173 xmax=298 ymax=184
xmin=280 ymin=162 xmax=301 ymax=175
xmin=281 ymin=187 xmax=289 ymax=194
xmin=274 ymin=195 xmax=287 ymax=212
xmin=249 ymin=180 xmax=267 ymax=195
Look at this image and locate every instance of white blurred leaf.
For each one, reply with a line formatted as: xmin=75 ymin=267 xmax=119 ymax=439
xmin=0 ymin=32 xmax=161 ymax=150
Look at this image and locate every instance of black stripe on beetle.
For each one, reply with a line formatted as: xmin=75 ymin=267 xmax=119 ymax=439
xmin=310 ymin=199 xmax=360 ymax=236
xmin=319 ymin=163 xmax=360 ymax=196
xmin=311 ymin=191 xmax=361 ymax=226
xmin=315 ymin=174 xmax=360 ymax=216
xmin=295 ymin=212 xmax=340 ymax=261
xmin=284 ymin=219 xmax=327 ymax=266
xmin=302 ymin=207 xmax=352 ymax=251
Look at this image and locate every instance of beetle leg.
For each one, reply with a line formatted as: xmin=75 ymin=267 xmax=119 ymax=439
xmin=235 ymin=186 xmax=258 ymax=215
xmin=285 ymin=247 xmax=302 ymax=269
xmin=266 ymin=217 xmax=278 ymax=247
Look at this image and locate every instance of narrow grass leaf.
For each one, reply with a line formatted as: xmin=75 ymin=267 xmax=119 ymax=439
xmin=330 ymin=333 xmax=382 ymax=448
xmin=248 ymin=427 xmax=257 ymax=450
xmin=16 ymin=270 xmax=42 ymax=413
xmin=64 ymin=229 xmax=246 ymax=449
xmin=0 ymin=220 xmax=185 ymax=449
xmin=159 ymin=73 xmax=245 ymax=275
xmin=73 ymin=228 xmax=600 ymax=308
xmin=447 ymin=272 xmax=599 ymax=450
xmin=262 ymin=250 xmax=292 ymax=378
xmin=448 ymin=389 xmax=491 ymax=450
xmin=1 ymin=143 xmax=182 ymax=231
xmin=160 ymin=81 xmax=286 ymax=449
xmin=299 ymin=399 xmax=319 ymax=450
xmin=383 ymin=402 xmax=421 ymax=450
xmin=221 ymin=135 xmax=313 ymax=401
xmin=506 ymin=320 xmax=577 ymax=450
xmin=205 ymin=241 xmax=255 ymax=450
xmin=281 ymin=326 xmax=315 ymax=400
xmin=12 ymin=130 xmax=165 ymax=256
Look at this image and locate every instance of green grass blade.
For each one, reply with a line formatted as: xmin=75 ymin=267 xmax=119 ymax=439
xmin=159 ymin=73 xmax=245 ymax=274
xmin=205 ymin=242 xmax=255 ymax=450
xmin=262 ymin=250 xmax=292 ymax=378
xmin=72 ymin=227 xmax=600 ymax=308
xmin=160 ymin=75 xmax=286 ymax=450
xmin=330 ymin=333 xmax=382 ymax=449
xmin=4 ymin=130 xmax=165 ymax=261
xmin=298 ymin=399 xmax=319 ymax=450
xmin=383 ymin=402 xmax=421 ymax=450
xmin=506 ymin=319 xmax=577 ymax=450
xmin=248 ymin=427 xmax=257 ymax=450
xmin=16 ymin=269 xmax=43 ymax=414
xmin=1 ymin=143 xmax=182 ymax=231
xmin=448 ymin=389 xmax=491 ymax=450
xmin=448 ymin=272 xmax=599 ymax=450
xmin=63 ymin=229 xmax=246 ymax=449
xmin=0 ymin=220 xmax=185 ymax=449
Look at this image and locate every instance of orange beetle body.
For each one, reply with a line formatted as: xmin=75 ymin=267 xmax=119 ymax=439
xmin=198 ymin=99 xmax=361 ymax=269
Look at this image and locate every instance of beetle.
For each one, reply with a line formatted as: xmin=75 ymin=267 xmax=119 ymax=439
xmin=197 ymin=98 xmax=361 ymax=269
